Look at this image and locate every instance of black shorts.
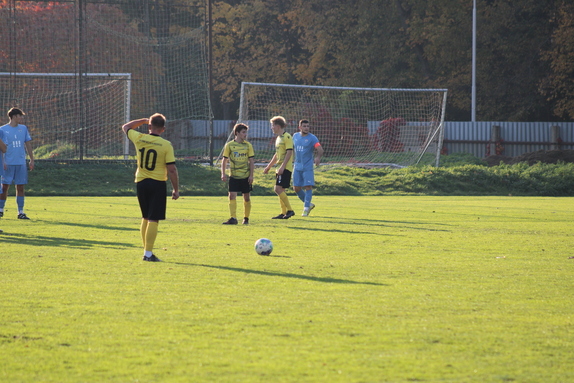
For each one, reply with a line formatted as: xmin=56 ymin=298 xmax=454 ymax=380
xmin=136 ymin=178 xmax=167 ymax=220
xmin=275 ymin=169 xmax=292 ymax=188
xmin=229 ymin=177 xmax=252 ymax=194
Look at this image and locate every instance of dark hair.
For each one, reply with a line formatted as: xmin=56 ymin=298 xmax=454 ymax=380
xmin=234 ymin=123 xmax=249 ymax=135
xmin=270 ymin=115 xmax=286 ymax=128
xmin=8 ymin=107 xmax=25 ymax=118
xmin=299 ymin=119 xmax=309 ymax=126
xmin=149 ymin=113 xmax=166 ymax=128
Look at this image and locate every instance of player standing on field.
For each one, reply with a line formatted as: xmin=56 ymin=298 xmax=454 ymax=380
xmin=122 ymin=114 xmax=179 ymax=262
xmin=292 ymin=119 xmax=324 ymax=216
xmin=0 ymin=108 xmax=35 ymax=220
xmin=263 ymin=116 xmax=295 ymax=219
xmin=0 ymin=129 xmax=6 ymax=232
xmin=221 ymin=123 xmax=255 ymax=225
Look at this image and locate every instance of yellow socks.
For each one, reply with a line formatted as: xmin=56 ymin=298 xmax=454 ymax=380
xmin=229 ymin=199 xmax=237 ymax=218
xmin=278 ymin=192 xmax=292 ymax=213
xmin=244 ymin=200 xmax=251 ymax=218
xmin=144 ymin=221 xmax=159 ymax=252
xmin=140 ymin=219 xmax=148 ymax=248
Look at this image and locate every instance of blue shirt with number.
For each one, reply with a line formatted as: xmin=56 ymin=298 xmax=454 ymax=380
xmin=293 ymin=132 xmax=319 ymax=171
xmin=0 ymin=124 xmax=32 ymax=165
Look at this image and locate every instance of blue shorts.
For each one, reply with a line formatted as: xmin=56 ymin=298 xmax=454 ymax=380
xmin=293 ymin=168 xmax=315 ymax=187
xmin=1 ymin=165 xmax=28 ymax=185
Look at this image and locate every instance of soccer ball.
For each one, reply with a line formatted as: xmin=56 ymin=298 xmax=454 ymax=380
xmin=254 ymin=238 xmax=273 ymax=256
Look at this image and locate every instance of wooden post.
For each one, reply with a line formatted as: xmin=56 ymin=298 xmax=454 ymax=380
xmin=490 ymin=125 xmax=501 ymax=155
xmin=551 ymin=125 xmax=561 ymax=150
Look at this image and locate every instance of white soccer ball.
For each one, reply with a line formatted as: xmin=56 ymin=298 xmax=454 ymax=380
xmin=254 ymin=238 xmax=273 ymax=256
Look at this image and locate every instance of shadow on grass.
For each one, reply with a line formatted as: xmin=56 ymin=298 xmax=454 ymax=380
xmin=316 ymin=216 xmax=453 ymax=232
xmin=35 ymin=219 xmax=138 ymax=232
xmin=171 ymin=262 xmax=387 ymax=286
xmin=0 ymin=232 xmax=134 ymax=249
xmin=285 ymin=226 xmax=393 ymax=236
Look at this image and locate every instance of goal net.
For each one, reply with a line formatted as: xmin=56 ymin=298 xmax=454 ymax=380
xmin=0 ymin=0 xmax=211 ymax=160
xmin=0 ymin=72 xmax=131 ymax=159
xmin=221 ymin=82 xmax=447 ymax=167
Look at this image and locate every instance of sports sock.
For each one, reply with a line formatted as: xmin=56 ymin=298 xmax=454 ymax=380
xmin=279 ymin=196 xmax=286 ymax=214
xmin=304 ymin=189 xmax=313 ymax=208
xmin=0 ymin=199 xmax=6 ymax=211
xmin=140 ymin=219 xmax=148 ymax=248
xmin=278 ymin=192 xmax=292 ymax=213
xmin=16 ymin=196 xmax=24 ymax=213
xmin=144 ymin=221 xmax=159 ymax=252
xmin=296 ymin=189 xmax=305 ymax=202
xmin=229 ymin=199 xmax=237 ymax=218
xmin=244 ymin=200 xmax=251 ymax=218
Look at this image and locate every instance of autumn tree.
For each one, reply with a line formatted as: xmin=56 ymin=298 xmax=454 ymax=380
xmin=541 ymin=1 xmax=574 ymax=120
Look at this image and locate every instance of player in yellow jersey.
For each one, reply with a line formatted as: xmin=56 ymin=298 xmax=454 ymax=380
xmin=221 ymin=123 xmax=255 ymax=225
xmin=263 ymin=116 xmax=295 ymax=219
xmin=122 ymin=113 xmax=179 ymax=262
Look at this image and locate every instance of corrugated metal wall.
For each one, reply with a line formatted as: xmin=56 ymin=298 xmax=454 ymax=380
xmin=187 ymin=120 xmax=574 ymax=160
xmin=443 ymin=122 xmax=574 ymax=158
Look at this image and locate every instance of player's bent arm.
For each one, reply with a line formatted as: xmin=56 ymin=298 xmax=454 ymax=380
xmin=25 ymin=141 xmax=35 ymax=170
xmin=248 ymin=157 xmax=255 ymax=184
xmin=167 ymin=163 xmax=179 ymax=200
xmin=221 ymin=157 xmax=229 ymax=181
xmin=0 ymin=139 xmax=6 ymax=154
xmin=263 ymin=154 xmax=278 ymax=174
xmin=314 ymin=144 xmax=324 ymax=166
xmin=122 ymin=118 xmax=149 ymax=134
xmin=278 ymin=149 xmax=293 ymax=174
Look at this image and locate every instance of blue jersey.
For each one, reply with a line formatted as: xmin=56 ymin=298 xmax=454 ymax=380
xmin=0 ymin=123 xmax=32 ymax=165
xmin=293 ymin=132 xmax=320 ymax=171
xmin=0 ymin=129 xmax=4 ymax=177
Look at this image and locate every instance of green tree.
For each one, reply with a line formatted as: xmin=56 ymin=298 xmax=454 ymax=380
xmin=541 ymin=1 xmax=574 ymax=120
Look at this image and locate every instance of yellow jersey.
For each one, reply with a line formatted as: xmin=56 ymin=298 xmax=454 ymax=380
xmin=223 ymin=140 xmax=255 ymax=179
xmin=275 ymin=132 xmax=293 ymax=172
xmin=127 ymin=130 xmax=176 ymax=182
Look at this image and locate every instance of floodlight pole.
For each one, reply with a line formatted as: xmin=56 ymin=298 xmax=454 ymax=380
xmin=471 ymin=0 xmax=477 ymax=122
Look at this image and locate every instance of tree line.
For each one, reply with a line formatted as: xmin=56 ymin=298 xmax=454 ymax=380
xmin=211 ymin=0 xmax=574 ymax=122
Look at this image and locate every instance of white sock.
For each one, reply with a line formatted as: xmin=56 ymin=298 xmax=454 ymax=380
xmin=144 ymin=250 xmax=153 ymax=258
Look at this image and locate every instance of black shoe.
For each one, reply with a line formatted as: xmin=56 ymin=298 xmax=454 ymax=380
xmin=0 ymin=211 xmax=3 ymax=218
xmin=17 ymin=213 xmax=30 ymax=220
xmin=283 ymin=210 xmax=295 ymax=219
xmin=242 ymin=217 xmax=249 ymax=225
xmin=143 ymin=254 xmax=161 ymax=262
xmin=222 ymin=217 xmax=238 ymax=225
xmin=272 ymin=214 xmax=285 ymax=219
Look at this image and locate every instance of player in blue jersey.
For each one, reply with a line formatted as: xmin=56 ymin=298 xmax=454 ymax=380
xmin=0 ymin=108 xmax=35 ymax=220
xmin=0 ymin=129 xmax=6 ymax=232
xmin=292 ymin=119 xmax=323 ymax=217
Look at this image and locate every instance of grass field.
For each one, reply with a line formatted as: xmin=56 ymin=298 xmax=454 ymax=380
xmin=2 ymin=196 xmax=573 ymax=382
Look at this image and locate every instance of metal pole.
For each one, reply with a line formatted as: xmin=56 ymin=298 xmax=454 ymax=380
xmin=207 ymin=0 xmax=214 ymax=165
xmin=77 ymin=0 xmax=85 ymax=161
xmin=471 ymin=0 xmax=477 ymax=122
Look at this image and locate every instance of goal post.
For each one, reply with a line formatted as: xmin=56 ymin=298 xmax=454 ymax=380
xmin=220 ymin=82 xmax=448 ymax=168
xmin=0 ymin=72 xmax=131 ymax=159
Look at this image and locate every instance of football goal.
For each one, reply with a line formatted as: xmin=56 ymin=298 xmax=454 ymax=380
xmin=0 ymin=72 xmax=131 ymax=160
xmin=220 ymin=82 xmax=447 ymax=167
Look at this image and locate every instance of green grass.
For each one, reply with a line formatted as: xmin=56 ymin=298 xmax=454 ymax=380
xmin=25 ymin=160 xmax=574 ymax=197
xmin=2 ymin=196 xmax=573 ymax=382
